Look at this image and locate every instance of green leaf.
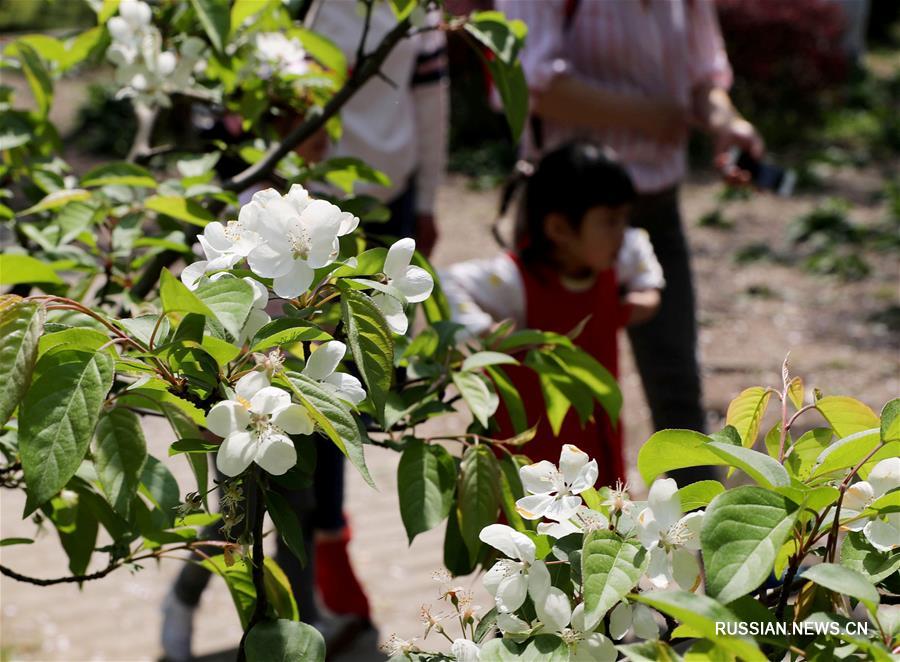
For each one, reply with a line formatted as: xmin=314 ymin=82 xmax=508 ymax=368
xmin=339 ymin=285 xmax=393 ymax=421
xmin=678 ymin=480 xmax=724 ymax=511
xmin=452 ymin=371 xmax=499 ymax=429
xmin=292 ymin=27 xmax=347 ymax=84
xmin=522 ymin=635 xmax=567 ymax=661
xmin=462 ymin=351 xmax=518 ymax=372
xmin=250 ymin=319 xmax=331 ymax=352
xmin=815 ymin=396 xmax=879 ymax=438
xmin=725 ymin=386 xmax=772 ymax=447
xmin=145 ymin=195 xmax=214 ymax=226
xmin=11 ymin=42 xmax=53 ymax=116
xmin=0 ymin=254 xmax=63 ymax=285
xmin=0 ymin=537 xmax=34 ymax=547
xmin=18 ymin=189 xmax=91 ymax=216
xmin=801 ymin=563 xmax=880 ymax=614
xmin=638 ymin=430 xmax=722 ymax=485
xmin=457 ymin=444 xmax=500 ymax=562
xmin=51 ymin=492 xmax=98 ymax=576
xmin=840 ymin=531 xmax=900 ymax=584
xmin=246 ymin=620 xmax=324 ymax=662
xmin=700 ymin=486 xmax=799 ymax=604
xmin=443 ymin=505 xmax=476 ymax=576
xmin=194 ymin=275 xmax=254 ymax=341
xmin=81 ymin=162 xmax=157 ymax=188
xmin=809 ymin=428 xmax=881 ymax=480
xmin=139 ymin=455 xmax=181 ymax=527
xmin=264 ymin=489 xmax=308 ymax=567
xmin=0 ymin=299 xmax=44 ymax=425
xmin=484 ymin=365 xmax=527 ymax=433
xmin=881 ymin=398 xmax=900 ymax=442
xmin=785 ymin=428 xmax=832 ymax=481
xmin=633 ymin=591 xmax=765 ymax=662
xmin=160 ymin=269 xmax=216 ymax=318
xmin=582 ymin=530 xmax=648 ymax=625
xmin=617 ymin=641 xmax=684 ymax=662
xmin=787 ymin=377 xmax=804 ymax=410
xmin=552 ymin=345 xmax=622 ymax=425
xmin=230 ymin=0 xmax=273 ymax=35
xmin=285 ymin=372 xmax=373 ymax=488
xmin=308 ymin=157 xmax=390 ymax=194
xmin=397 ymin=440 xmax=456 ymax=543
xmin=706 ymin=441 xmax=791 ymax=488
xmin=478 ymin=639 xmax=523 ymax=660
xmin=474 ymin=606 xmax=498 ymax=644
xmin=465 ymin=11 xmax=527 ymax=65
xmin=94 ymin=407 xmax=148 ymax=519
xmin=498 ymin=454 xmax=529 ymax=532
xmin=189 ymin=0 xmax=230 ymax=53
xmin=20 ymin=350 xmax=114 ymax=512
xmin=489 ymin=58 xmax=528 ymax=143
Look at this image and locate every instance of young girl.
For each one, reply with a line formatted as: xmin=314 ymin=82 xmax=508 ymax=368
xmin=441 ymin=142 xmax=664 ymax=485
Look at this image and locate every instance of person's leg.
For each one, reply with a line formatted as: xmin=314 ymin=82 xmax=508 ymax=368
xmin=626 ymin=187 xmax=717 ymax=484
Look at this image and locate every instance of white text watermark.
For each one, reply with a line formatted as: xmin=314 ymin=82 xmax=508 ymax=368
xmin=715 ymin=621 xmax=869 ymax=637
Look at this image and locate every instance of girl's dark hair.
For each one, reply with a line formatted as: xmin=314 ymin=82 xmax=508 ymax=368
xmin=500 ymin=142 xmax=636 ymax=265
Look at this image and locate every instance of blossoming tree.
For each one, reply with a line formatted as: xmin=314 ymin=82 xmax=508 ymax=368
xmin=1 ymin=1 xmax=897 ymax=660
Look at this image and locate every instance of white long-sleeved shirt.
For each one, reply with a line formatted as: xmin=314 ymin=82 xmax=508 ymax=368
xmin=310 ymin=1 xmax=448 ymax=214
xmin=440 ymin=227 xmax=665 ymax=336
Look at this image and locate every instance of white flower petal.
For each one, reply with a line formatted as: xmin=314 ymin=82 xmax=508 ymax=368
xmin=672 ymin=548 xmax=700 ymax=590
xmin=867 ymin=458 xmax=900 ymax=498
xmin=536 ymin=586 xmax=571 ymax=632
xmin=647 ymin=478 xmax=682 ymax=532
xmin=394 ymin=266 xmax=434 ymax=303
xmin=302 ymin=340 xmax=346 ymax=381
xmin=496 ymin=572 xmax=528 ymax=613
xmin=255 ymin=432 xmax=297 ymax=475
xmin=496 ymin=612 xmax=530 ymax=634
xmin=300 ymin=200 xmax=342 ymax=268
xmin=180 ymin=260 xmax=209 ymax=290
xmin=216 ymin=431 xmax=256 ymax=477
xmin=285 ymin=184 xmax=311 ymax=214
xmin=842 ymin=509 xmax=868 ymax=532
xmin=679 ymin=511 xmax=705 ymax=550
xmin=542 ymin=495 xmax=583 ymax=523
xmin=844 ymin=481 xmax=875 ymax=512
xmin=272 ymin=260 xmax=315 ymax=299
xmin=239 ymin=308 xmax=270 ymax=346
xmin=536 ymin=519 xmax=581 ymax=539
xmin=515 ymin=493 xmax=555 ymax=520
xmin=248 ymin=242 xmax=294 ymax=279
xmin=244 ymin=277 xmax=269 ymax=309
xmin=206 ymin=400 xmax=250 ymax=437
xmin=235 ymin=370 xmax=269 ymax=400
xmin=519 ymin=460 xmax=559 ymax=495
xmin=371 ymin=292 xmax=408 ymax=334
xmin=384 ymin=238 xmax=416 ymax=280
xmin=250 ymin=386 xmax=291 ymax=415
xmin=631 ymin=604 xmax=660 ymax=640
xmin=272 ymin=404 xmax=313 ymax=435
xmin=646 ymin=545 xmax=672 ymax=589
xmin=483 ymin=560 xmax=511 ymax=597
xmin=559 ymin=444 xmax=590 ymax=485
xmin=478 ymin=524 xmax=536 ymax=563
xmin=337 ymin=211 xmax=359 ymax=236
xmin=323 ymin=372 xmax=367 ymax=406
xmin=200 ymin=221 xmax=231 ymax=253
xmin=608 ymin=602 xmax=632 ymax=641
xmin=527 ymin=559 xmax=551 ymax=603
xmin=450 ymin=638 xmax=480 ymax=662
xmin=864 ymin=514 xmax=900 ymax=552
xmin=571 ymin=633 xmax=616 ymax=662
xmin=570 ymin=460 xmax=599 ymax=494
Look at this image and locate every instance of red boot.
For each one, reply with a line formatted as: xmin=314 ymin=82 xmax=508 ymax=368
xmin=315 ymin=520 xmax=371 ymax=620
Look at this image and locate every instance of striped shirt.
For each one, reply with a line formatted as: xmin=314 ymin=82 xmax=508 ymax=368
xmin=497 ymin=0 xmax=733 ymax=194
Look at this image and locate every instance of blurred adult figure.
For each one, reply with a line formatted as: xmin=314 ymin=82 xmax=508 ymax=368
xmin=497 ymin=0 xmax=763 ymax=483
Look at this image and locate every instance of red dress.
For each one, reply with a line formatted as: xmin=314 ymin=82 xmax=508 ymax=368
xmin=496 ymin=253 xmax=627 ymax=487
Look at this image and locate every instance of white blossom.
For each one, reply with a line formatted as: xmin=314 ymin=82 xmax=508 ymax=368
xmin=609 ymin=600 xmax=660 ymax=641
xmin=372 ymin=238 xmax=434 ymax=334
xmin=301 ymin=341 xmax=367 ymax=405
xmin=180 ymin=219 xmax=262 ymax=289
xmin=255 ymin=32 xmax=309 ymax=79
xmin=206 ymin=371 xmax=312 ymax=476
xmin=842 ymin=458 xmax=900 ymax=551
xmin=450 ymin=638 xmax=480 ymax=662
xmin=516 ymin=444 xmax=598 ymax=523
xmin=636 ymin=478 xmax=704 ymax=590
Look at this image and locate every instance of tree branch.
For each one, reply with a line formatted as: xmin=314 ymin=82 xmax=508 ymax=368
xmin=0 ymin=560 xmax=121 ymax=586
xmin=237 ymin=469 xmax=269 ymax=661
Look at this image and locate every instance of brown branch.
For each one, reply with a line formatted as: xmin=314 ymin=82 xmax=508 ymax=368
xmin=0 ymin=561 xmax=121 ymax=586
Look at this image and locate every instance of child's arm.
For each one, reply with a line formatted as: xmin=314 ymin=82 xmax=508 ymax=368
xmin=439 ymin=254 xmax=525 ymax=338
xmin=617 ymin=228 xmax=665 ymax=326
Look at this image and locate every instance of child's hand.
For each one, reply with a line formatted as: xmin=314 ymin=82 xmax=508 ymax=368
xmin=623 ymin=289 xmax=661 ymax=326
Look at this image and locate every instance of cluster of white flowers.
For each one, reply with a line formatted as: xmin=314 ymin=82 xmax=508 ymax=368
xmin=182 ymin=184 xmax=433 ymax=333
xmin=106 ymin=0 xmax=204 ymax=107
xmin=254 ymin=32 xmax=310 ymax=79
xmin=840 ymin=457 xmax=899 ymax=552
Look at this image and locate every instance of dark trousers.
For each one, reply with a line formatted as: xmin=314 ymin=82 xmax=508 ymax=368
xmin=626 ymin=187 xmax=717 ymax=484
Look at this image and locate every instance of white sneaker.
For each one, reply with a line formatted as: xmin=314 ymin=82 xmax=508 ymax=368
xmin=161 ymin=591 xmax=195 ymax=662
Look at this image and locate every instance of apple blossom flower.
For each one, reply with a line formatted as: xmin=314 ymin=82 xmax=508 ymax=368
xmin=301 ymin=341 xmax=367 ymax=405
xmin=380 ymin=634 xmax=420 ymax=656
xmin=608 ymin=600 xmax=660 ymax=641
xmin=841 ymin=457 xmax=900 ymax=551
xmin=371 ymin=238 xmax=434 ymax=334
xmin=636 ymin=478 xmax=704 ymax=590
xmin=559 ymin=603 xmax=617 ymax=662
xmin=181 ymin=220 xmax=263 ymax=289
xmin=207 ymin=371 xmax=312 ymax=476
xmin=536 ymin=505 xmax=609 ymax=540
xmin=515 ymin=444 xmax=599 ymax=523
xmin=107 ymin=0 xmax=153 ymax=65
xmin=451 ymin=639 xmax=480 ymax=662
xmin=255 ymin=32 xmax=310 ymax=79
xmin=242 ymin=185 xmax=358 ymax=299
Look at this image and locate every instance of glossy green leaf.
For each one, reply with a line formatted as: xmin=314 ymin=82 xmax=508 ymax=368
xmin=881 ymin=398 xmax=900 ymax=442
xmin=815 ymin=396 xmax=879 ymax=438
xmin=397 ymin=440 xmax=456 ymax=543
xmin=457 ymin=444 xmax=500 ymax=561
xmin=285 ymin=372 xmax=373 ymax=488
xmin=250 ymin=318 xmax=331 ymax=352
xmin=339 ymin=285 xmax=393 ymax=421
xmin=552 ymin=344 xmax=622 ymax=425
xmin=51 ymin=492 xmax=98 ymax=576
xmin=801 ymin=563 xmax=879 ymax=614
xmin=245 ymin=619 xmax=324 ymax=662
xmin=160 ymin=269 xmax=215 ymax=319
xmin=700 ymin=486 xmax=799 ymax=604
xmin=11 ymin=42 xmax=53 ymax=116
xmin=18 ymin=189 xmax=91 ymax=216
xmin=0 ymin=254 xmax=63 ymax=285
xmin=94 ymin=407 xmax=148 ymax=519
xmin=81 ymin=162 xmax=156 ymax=188
xmin=485 ymin=365 xmax=527 ymax=434
xmin=706 ymin=441 xmax=790 ymax=488
xmin=139 ymin=455 xmax=181 ymax=527
xmin=189 ymin=0 xmax=230 ymax=53
xmin=230 ymin=0 xmax=274 ymax=35
xmin=638 ymin=430 xmax=721 ymax=485
xmin=146 ymin=195 xmax=214 ymax=226
xmin=265 ymin=489 xmax=307 ymax=567
xmin=462 ymin=351 xmax=518 ymax=372
xmin=582 ymin=530 xmax=648 ymax=625
xmin=20 ymin=349 xmax=114 ymax=512
xmin=194 ymin=275 xmax=254 ymax=341
xmin=0 ymin=299 xmax=44 ymax=425
xmin=523 ymin=635 xmax=567 ymax=661
xmin=725 ymin=386 xmax=772 ymax=448
xmin=677 ymin=480 xmax=724 ymax=512
xmin=810 ymin=428 xmax=881 ymax=480
xmin=452 ymin=371 xmax=499 ymax=429
xmin=840 ymin=531 xmax=900 ymax=584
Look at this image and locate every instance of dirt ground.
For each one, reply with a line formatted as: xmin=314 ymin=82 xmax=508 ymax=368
xmin=1 ymin=73 xmax=898 ymax=662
